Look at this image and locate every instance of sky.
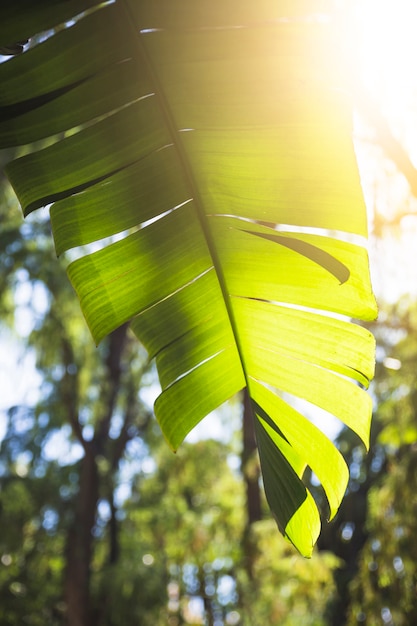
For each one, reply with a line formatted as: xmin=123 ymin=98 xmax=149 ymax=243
xmin=351 ymin=0 xmax=417 ymax=301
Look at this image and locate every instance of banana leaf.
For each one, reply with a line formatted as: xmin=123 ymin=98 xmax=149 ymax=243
xmin=0 ymin=0 xmax=377 ymax=556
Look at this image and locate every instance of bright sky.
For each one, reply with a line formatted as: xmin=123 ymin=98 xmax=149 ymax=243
xmin=0 ymin=334 xmax=41 ymax=442
xmin=355 ymin=0 xmax=417 ymax=123
xmin=350 ymin=0 xmax=417 ymax=301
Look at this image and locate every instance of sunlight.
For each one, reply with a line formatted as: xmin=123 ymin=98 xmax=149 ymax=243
xmin=344 ymin=0 xmax=417 ymax=301
xmin=353 ymin=0 xmax=417 ymax=121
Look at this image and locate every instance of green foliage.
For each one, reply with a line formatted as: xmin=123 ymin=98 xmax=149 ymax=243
xmin=0 ymin=444 xmax=68 ymax=623
xmin=114 ymin=439 xmax=340 ymax=625
xmin=348 ymin=450 xmax=417 ymax=626
xmin=0 ymin=182 xmax=156 ymax=624
xmin=345 ymin=302 xmax=417 ymax=626
xmin=240 ymin=520 xmax=340 ymax=625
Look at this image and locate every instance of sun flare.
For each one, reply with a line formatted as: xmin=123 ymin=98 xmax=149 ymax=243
xmin=347 ymin=0 xmax=417 ymax=300
xmin=353 ymin=0 xmax=417 ymax=119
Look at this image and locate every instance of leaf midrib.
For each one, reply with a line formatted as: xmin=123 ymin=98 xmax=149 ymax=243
xmin=120 ymin=0 xmax=250 ymax=386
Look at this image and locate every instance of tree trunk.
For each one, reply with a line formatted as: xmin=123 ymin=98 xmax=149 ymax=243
xmin=241 ymin=390 xmax=262 ymax=526
xmin=63 ymin=445 xmax=99 ymax=626
xmin=240 ymin=390 xmax=262 ymax=581
xmin=63 ymin=326 xmax=129 ymax=626
xmin=108 ymin=494 xmax=119 ymax=566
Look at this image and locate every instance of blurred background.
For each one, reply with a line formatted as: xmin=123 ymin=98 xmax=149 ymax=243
xmin=2 ymin=1 xmax=417 ymax=624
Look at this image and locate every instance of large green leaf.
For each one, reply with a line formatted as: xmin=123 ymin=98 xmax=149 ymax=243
xmin=0 ymin=0 xmax=377 ymax=556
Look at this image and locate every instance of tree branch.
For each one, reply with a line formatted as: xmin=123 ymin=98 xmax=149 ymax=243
xmin=61 ymin=335 xmax=87 ymax=450
xmin=356 ymin=87 xmax=417 ymax=198
xmin=95 ymin=323 xmax=129 ymax=451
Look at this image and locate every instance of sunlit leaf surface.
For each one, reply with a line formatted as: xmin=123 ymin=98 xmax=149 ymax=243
xmin=0 ymin=0 xmax=377 ymax=555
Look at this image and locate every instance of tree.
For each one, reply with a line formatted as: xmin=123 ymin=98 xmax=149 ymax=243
xmin=0 ymin=182 xmax=156 ymax=626
xmin=0 ymin=0 xmax=377 ymax=553
xmin=344 ymin=300 xmax=417 ymax=626
xmin=123 ymin=437 xmax=343 ymax=626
